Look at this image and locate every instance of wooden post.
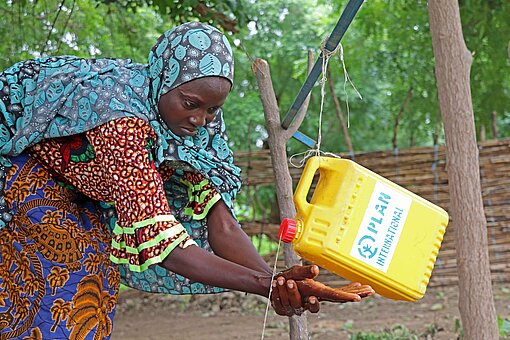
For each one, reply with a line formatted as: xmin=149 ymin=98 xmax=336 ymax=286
xmin=252 ymin=52 xmax=313 ymax=340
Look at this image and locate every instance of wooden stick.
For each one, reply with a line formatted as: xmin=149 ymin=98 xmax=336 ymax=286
xmin=252 ymin=52 xmax=313 ymax=340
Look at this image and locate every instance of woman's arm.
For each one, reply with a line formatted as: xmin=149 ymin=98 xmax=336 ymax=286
xmin=206 ymin=201 xmax=314 ymax=315
xmin=160 ymin=243 xmax=271 ymax=296
xmin=206 ymin=200 xmax=273 ymax=274
xmin=204 ymin=200 xmax=374 ymax=315
xmin=30 ymin=118 xmax=371 ymax=315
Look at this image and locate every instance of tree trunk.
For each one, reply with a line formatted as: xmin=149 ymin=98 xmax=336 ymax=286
xmin=428 ymin=1 xmax=499 ymax=339
xmin=326 ymin=68 xmax=354 ymax=157
xmin=479 ymin=124 xmax=486 ymax=142
xmin=392 ymin=87 xmax=413 ymax=151
xmin=491 ymin=111 xmax=498 ymax=139
xmin=252 ymin=54 xmax=313 ymax=340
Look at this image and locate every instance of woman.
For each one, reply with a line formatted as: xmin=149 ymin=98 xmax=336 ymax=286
xmin=0 ymin=22 xmax=373 ymax=339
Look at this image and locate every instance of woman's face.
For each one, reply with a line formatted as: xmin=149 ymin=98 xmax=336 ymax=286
xmin=157 ymin=76 xmax=231 ymax=137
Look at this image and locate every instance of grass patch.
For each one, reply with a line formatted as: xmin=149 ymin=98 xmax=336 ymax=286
xmin=499 ymin=315 xmax=510 ymax=337
xmin=119 ymin=284 xmax=131 ymax=293
xmin=349 ymin=325 xmax=419 ymax=340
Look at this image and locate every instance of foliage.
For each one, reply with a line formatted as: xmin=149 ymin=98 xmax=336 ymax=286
xmin=349 ymin=324 xmax=419 ymax=340
xmin=1 ymin=0 xmax=508 ymax=151
xmin=250 ymin=234 xmax=278 ymax=256
xmin=235 ymin=185 xmax=277 ymax=221
xmin=222 ymin=0 xmax=509 ymax=156
xmin=0 ymin=0 xmax=167 ymax=68
xmin=454 ymin=318 xmax=464 ymax=338
xmin=1 ymin=0 xmax=508 ymax=221
xmin=460 ymin=0 xmax=510 ymax=136
xmin=94 ymin=0 xmax=248 ymax=33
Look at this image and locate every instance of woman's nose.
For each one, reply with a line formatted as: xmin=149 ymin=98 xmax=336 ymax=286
xmin=189 ymin=111 xmax=207 ymax=127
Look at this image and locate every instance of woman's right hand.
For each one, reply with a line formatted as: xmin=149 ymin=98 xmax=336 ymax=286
xmin=295 ymin=279 xmax=375 ymax=303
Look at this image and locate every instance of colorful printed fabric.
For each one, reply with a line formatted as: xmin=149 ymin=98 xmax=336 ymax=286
xmin=0 ymin=115 xmax=231 ymax=338
xmin=0 ymin=153 xmax=120 ymax=339
xmin=0 ymin=22 xmax=242 ymax=229
xmin=0 ymin=22 xmax=243 ymax=295
xmin=28 ymin=117 xmax=225 ymax=295
xmin=30 ymin=117 xmax=198 ymax=272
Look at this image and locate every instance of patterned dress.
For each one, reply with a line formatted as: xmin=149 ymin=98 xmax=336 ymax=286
xmin=0 ymin=22 xmax=244 ymax=340
xmin=0 ymin=117 xmax=223 ymax=339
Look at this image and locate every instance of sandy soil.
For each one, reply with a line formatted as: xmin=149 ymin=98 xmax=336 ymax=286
xmin=110 ymin=283 xmax=510 ymax=340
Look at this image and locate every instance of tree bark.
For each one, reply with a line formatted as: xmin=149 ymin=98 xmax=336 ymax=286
xmin=428 ymin=1 xmax=499 ymax=339
xmin=252 ymin=53 xmax=313 ymax=340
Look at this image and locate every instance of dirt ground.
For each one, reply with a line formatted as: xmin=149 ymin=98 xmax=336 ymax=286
xmin=110 ymin=283 xmax=510 ymax=340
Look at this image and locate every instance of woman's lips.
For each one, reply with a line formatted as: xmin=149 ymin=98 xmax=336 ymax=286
xmin=180 ymin=126 xmax=197 ymax=136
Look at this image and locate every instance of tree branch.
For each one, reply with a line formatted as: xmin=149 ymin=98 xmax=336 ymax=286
xmin=42 ymin=0 xmax=66 ymax=55
xmin=56 ymin=0 xmax=76 ymax=54
xmin=252 ymin=57 xmax=309 ymax=340
xmin=392 ymin=86 xmax=413 ymax=151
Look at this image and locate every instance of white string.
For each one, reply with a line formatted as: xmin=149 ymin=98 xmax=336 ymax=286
xmin=288 ymin=40 xmax=345 ymax=168
xmin=316 ymin=41 xmax=335 ymax=151
xmin=261 ymin=38 xmax=361 ymax=339
xmin=260 ymin=239 xmax=282 ymax=340
xmin=338 ymin=43 xmax=362 ymax=128
xmin=289 ymin=149 xmax=342 ymax=168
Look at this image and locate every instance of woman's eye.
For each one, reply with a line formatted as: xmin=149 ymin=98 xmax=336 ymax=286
xmin=207 ymin=107 xmax=219 ymax=115
xmin=184 ymin=100 xmax=197 ymax=109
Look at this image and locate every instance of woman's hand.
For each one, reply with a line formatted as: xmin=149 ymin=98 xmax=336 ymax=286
xmin=270 ymin=265 xmax=375 ymax=316
xmin=295 ymin=279 xmax=375 ymax=303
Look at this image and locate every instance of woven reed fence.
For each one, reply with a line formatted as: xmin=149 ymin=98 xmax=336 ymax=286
xmin=235 ymin=138 xmax=510 ymax=288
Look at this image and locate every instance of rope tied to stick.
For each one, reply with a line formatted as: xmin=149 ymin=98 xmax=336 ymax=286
xmin=289 ymin=40 xmax=362 ymax=168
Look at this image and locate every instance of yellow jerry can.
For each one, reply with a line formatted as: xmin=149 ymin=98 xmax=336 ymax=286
xmin=279 ymin=156 xmax=449 ymax=301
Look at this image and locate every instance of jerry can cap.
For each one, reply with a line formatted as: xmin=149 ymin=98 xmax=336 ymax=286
xmin=279 ymin=218 xmax=296 ymax=243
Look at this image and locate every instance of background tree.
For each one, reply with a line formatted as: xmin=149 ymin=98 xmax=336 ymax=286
xmin=428 ymin=1 xmax=499 ymax=338
xmin=2 ymin=0 xmax=507 ymax=157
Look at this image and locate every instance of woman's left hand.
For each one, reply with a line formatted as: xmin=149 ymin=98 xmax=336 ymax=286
xmin=270 ymin=265 xmax=321 ymax=316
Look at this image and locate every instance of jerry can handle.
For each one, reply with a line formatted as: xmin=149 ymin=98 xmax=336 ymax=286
xmin=293 ymin=156 xmax=322 ymax=215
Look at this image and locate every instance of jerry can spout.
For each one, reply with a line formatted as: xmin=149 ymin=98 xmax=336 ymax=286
xmin=279 ymin=218 xmax=297 ymax=243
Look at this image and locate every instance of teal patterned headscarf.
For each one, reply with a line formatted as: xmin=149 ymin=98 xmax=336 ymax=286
xmin=0 ymin=22 xmax=242 ymax=295
xmin=148 ymin=21 xmax=234 ymax=103
xmin=146 ymin=22 xmax=241 ymax=209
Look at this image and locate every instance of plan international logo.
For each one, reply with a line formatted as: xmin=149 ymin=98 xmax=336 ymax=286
xmin=350 ymin=181 xmax=411 ymax=272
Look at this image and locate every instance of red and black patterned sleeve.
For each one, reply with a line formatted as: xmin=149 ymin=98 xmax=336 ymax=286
xmin=30 ymin=117 xmax=196 ymax=272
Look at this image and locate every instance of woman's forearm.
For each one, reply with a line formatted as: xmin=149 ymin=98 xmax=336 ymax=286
xmin=207 ymin=201 xmax=273 ymax=274
xmin=160 ymin=244 xmax=271 ymax=296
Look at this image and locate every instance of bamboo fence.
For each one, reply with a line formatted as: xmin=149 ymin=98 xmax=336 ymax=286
xmin=235 ymin=138 xmax=510 ymax=288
